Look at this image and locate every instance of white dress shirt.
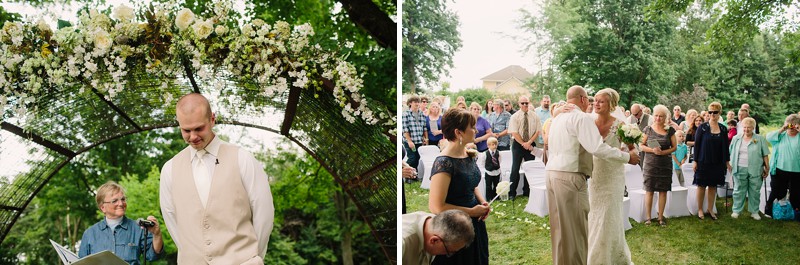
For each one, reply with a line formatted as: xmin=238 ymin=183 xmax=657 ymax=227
xmin=546 ymin=109 xmax=630 ymax=175
xmin=160 ymin=137 xmax=274 ymax=257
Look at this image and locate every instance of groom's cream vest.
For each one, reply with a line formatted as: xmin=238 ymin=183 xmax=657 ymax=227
xmin=171 ymin=144 xmax=261 ymax=264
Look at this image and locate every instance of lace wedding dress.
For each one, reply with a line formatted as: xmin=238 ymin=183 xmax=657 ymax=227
xmin=587 ymin=119 xmax=633 ymax=265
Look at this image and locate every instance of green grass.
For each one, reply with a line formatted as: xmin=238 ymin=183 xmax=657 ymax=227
xmin=404 ymin=183 xmax=800 ymax=264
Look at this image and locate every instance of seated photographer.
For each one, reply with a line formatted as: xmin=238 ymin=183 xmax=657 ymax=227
xmin=79 ymin=181 xmax=162 ymax=264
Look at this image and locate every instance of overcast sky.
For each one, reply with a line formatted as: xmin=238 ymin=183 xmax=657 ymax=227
xmin=438 ymin=0 xmax=542 ymax=91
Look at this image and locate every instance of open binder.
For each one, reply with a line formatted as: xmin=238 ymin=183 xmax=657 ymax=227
xmin=49 ymin=239 xmax=128 ymax=265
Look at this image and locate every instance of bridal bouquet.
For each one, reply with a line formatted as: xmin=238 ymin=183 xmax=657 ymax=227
xmin=617 ymin=124 xmax=643 ymax=150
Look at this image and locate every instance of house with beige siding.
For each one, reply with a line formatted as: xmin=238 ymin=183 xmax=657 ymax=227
xmin=480 ymin=65 xmax=533 ymax=95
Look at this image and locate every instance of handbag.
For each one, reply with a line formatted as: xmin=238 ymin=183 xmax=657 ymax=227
xmin=772 ymin=199 xmax=795 ymax=221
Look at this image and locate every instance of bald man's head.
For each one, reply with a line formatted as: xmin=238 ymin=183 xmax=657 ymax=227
xmin=177 ymin=93 xmax=213 ymax=119
xmin=176 ymin=93 xmax=216 ymax=150
xmin=565 ymin=85 xmax=589 ymax=111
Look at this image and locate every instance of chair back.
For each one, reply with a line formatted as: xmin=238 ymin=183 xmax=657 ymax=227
xmin=624 ymin=164 xmax=644 ymax=190
xmin=521 ymin=160 xmax=547 ymax=187
xmin=499 ymin=150 xmax=513 ymax=175
xmin=681 ymin=163 xmax=694 ymax=185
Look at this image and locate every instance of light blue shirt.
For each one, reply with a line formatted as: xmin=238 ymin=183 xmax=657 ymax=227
xmin=79 ymin=216 xmax=159 ymax=264
xmin=673 ymin=143 xmax=688 ymax=169
xmin=534 ymin=107 xmax=551 ymax=145
xmin=767 ymin=131 xmax=800 ymax=174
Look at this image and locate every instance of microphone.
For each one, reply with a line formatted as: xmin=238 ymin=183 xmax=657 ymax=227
xmin=137 ymin=218 xmax=155 ymax=227
xmin=215 ymin=158 xmax=219 ymax=165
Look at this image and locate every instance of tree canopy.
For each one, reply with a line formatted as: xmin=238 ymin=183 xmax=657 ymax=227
xmin=402 ymin=0 xmax=462 ymax=94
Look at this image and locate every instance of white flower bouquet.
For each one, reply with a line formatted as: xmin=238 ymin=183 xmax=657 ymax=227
xmin=617 ymin=123 xmax=643 ymax=151
xmin=496 ymin=181 xmax=512 ymax=201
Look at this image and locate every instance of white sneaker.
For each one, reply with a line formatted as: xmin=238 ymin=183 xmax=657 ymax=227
xmin=731 ymin=212 xmax=739 ymax=219
xmin=751 ymin=213 xmax=761 ymax=220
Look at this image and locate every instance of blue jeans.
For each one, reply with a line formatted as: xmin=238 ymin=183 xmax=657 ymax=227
xmin=403 ymin=142 xmax=421 ymax=173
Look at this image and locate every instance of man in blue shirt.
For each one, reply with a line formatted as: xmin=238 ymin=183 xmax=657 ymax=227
xmin=534 ymin=95 xmax=551 ymax=147
xmin=79 ymin=181 xmax=162 ymax=264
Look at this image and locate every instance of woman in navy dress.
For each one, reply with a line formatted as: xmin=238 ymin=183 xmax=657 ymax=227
xmin=692 ymin=102 xmax=731 ymax=220
xmin=429 ymin=108 xmax=491 ymax=265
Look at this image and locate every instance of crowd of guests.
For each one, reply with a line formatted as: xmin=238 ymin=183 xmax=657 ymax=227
xmin=402 ymin=91 xmax=800 ymax=264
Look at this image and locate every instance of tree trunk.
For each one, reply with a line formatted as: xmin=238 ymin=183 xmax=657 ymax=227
xmin=334 ymin=189 xmax=354 ymax=265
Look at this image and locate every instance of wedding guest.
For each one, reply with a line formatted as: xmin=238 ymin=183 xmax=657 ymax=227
xmin=484 ymin=137 xmax=502 ymax=200
xmin=429 ymin=108 xmax=490 ymax=265
xmin=504 ymin=99 xmax=516 ymax=115
xmin=586 ymin=96 xmax=595 ymax=113
xmin=456 ymin=101 xmax=467 ymax=110
xmin=625 ymin=110 xmax=631 ymax=117
xmin=79 ymin=181 xmax=162 ymax=264
xmin=729 ymin=117 xmax=770 ymax=220
xmin=672 ymin=130 xmax=689 ymax=187
xmin=160 ymin=93 xmax=274 ymax=264
xmin=700 ymin=110 xmax=709 ymax=122
xmin=481 ymin=99 xmax=493 ymax=118
xmin=764 ymin=114 xmax=800 ymax=218
xmin=486 ymin=99 xmax=512 ymax=151
xmin=680 ymin=109 xmax=698 ymax=133
xmin=640 ymin=105 xmax=677 ymax=226
xmin=421 ymin=96 xmax=430 ymax=116
xmin=686 ymin=116 xmax=703 ymax=147
xmin=672 ymin=105 xmax=685 ymax=125
xmin=508 ymin=96 xmax=541 ymax=200
xmin=456 ymin=96 xmax=466 ymax=104
xmin=403 ymin=95 xmax=428 ymax=172
xmin=534 ymin=95 xmax=552 ymax=147
xmin=737 ymin=108 xmax=760 ymax=134
xmin=426 ymin=101 xmax=444 ymax=147
xmin=402 ymin=209 xmax=475 ymax=265
xmin=469 ymin=102 xmax=493 ymax=152
xmin=726 ymin=110 xmax=737 ymax=124
xmin=692 ymin=102 xmax=731 ymax=220
xmin=727 ymin=119 xmax=738 ymax=143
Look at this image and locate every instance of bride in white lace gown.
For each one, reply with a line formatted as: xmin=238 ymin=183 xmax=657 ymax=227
xmin=587 ymin=89 xmax=633 ymax=265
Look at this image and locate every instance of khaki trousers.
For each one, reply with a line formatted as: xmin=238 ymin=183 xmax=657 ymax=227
xmin=546 ymin=170 xmax=589 ymax=265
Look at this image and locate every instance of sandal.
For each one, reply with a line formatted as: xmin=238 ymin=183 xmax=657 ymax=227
xmin=644 ymin=220 xmax=652 ymax=226
xmin=707 ymin=212 xmax=718 ymax=220
xmin=659 ymin=219 xmax=667 ymax=227
xmin=697 ymin=213 xmax=704 ymax=220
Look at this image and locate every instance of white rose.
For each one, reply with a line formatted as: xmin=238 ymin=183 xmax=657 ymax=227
xmin=214 ymin=25 xmax=228 ymax=36
xmin=112 ymin=4 xmax=135 ymax=22
xmin=36 ymin=18 xmax=50 ymax=32
xmin=252 ymin=18 xmax=265 ymax=27
xmin=93 ymin=29 xmax=112 ymax=50
xmin=175 ymin=8 xmax=195 ymax=31
xmin=192 ymin=19 xmax=214 ymax=39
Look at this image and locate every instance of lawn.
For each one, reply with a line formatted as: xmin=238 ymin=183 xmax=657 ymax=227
xmin=404 ymin=182 xmax=800 ymax=264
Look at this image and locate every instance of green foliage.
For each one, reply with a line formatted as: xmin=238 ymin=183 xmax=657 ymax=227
xmin=119 ymin=167 xmax=176 ymax=264
xmin=522 ymin=0 xmax=800 ymax=126
xmin=450 ymin=88 xmax=495 ymax=107
xmin=402 ymin=0 xmax=462 ymax=94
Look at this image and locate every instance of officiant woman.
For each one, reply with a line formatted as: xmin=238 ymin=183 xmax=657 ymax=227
xmin=78 ymin=181 xmax=162 ymax=264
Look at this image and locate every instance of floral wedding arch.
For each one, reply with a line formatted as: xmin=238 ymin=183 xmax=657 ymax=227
xmin=0 ymin=1 xmax=396 ymax=262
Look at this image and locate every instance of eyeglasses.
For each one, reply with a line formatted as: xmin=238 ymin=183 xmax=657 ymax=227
xmin=103 ymin=196 xmax=127 ymax=205
xmin=519 ymin=102 xmax=529 ymax=105
xmin=436 ymin=235 xmax=455 ymax=257
xmin=708 ymin=111 xmax=720 ymax=115
xmin=421 ymin=101 xmax=428 ymax=103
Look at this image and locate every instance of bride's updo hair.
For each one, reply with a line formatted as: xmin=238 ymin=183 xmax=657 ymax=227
xmin=595 ymin=88 xmax=619 ymax=111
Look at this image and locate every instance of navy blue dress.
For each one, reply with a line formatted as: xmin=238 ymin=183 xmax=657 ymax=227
xmin=430 ymin=156 xmax=489 ymax=265
xmin=693 ymin=122 xmax=729 ymax=186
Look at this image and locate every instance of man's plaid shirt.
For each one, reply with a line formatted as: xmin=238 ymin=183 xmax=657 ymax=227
xmin=403 ymin=109 xmax=426 ymax=144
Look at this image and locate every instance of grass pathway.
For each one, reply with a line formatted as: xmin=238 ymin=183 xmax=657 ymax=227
xmin=404 ymin=183 xmax=800 ymax=264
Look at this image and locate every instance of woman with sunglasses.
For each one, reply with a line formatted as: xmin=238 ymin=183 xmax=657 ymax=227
xmin=79 ymin=181 xmax=162 ymax=264
xmin=764 ymin=114 xmax=800 ymax=218
xmin=692 ymin=102 xmax=731 ymax=220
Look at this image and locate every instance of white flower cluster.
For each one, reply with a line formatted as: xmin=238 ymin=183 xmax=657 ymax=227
xmin=617 ymin=123 xmax=643 ymax=145
xmin=496 ymin=181 xmax=512 ymax=195
xmin=0 ymin=3 xmax=393 ymax=132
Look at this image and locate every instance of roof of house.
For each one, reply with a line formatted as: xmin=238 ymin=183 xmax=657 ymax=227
xmin=480 ymin=65 xmax=533 ymax=82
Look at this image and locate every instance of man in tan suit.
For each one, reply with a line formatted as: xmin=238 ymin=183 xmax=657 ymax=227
xmin=160 ymin=93 xmax=274 ymax=264
xmin=545 ymin=86 xmax=639 ymax=265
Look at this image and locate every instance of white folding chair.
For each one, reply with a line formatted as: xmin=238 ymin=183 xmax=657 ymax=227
xmin=499 ymin=150 xmax=512 ymax=182
xmin=664 ymin=170 xmax=690 ymax=218
xmin=418 ymin=145 xmax=440 ymax=189
xmin=623 ymin=197 xmax=632 ymax=231
xmin=759 ymin=173 xmax=772 ymax=214
xmin=475 ymin=152 xmax=487 ymax=199
xmin=521 ymin=161 xmax=548 ymax=217
xmin=624 ymin=164 xmax=657 ymax=222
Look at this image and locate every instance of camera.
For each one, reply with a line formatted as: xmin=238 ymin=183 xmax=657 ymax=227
xmin=138 ymin=219 xmax=155 ymax=227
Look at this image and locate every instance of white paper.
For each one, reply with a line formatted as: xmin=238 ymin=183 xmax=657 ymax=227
xmin=50 ymin=239 xmax=128 ymax=265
